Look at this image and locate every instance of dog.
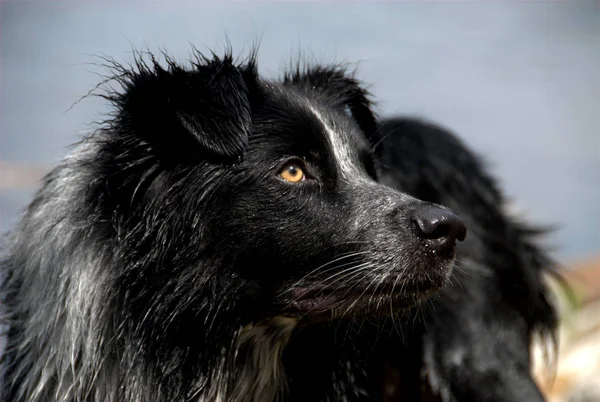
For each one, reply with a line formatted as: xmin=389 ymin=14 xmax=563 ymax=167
xmin=0 ymin=49 xmax=556 ymax=402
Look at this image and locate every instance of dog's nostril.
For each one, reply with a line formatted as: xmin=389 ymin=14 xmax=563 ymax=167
xmin=413 ymin=206 xmax=467 ymax=244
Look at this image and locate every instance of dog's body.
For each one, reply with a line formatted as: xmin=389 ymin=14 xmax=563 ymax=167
xmin=1 ymin=51 xmax=556 ymax=402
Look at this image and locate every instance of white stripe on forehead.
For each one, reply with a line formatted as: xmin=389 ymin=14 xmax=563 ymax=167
xmin=307 ymin=104 xmax=362 ymax=179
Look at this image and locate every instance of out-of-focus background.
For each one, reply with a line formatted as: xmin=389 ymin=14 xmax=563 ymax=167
xmin=1 ymin=2 xmax=599 ymax=400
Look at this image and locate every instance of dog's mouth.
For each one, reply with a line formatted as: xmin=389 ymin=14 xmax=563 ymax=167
xmin=283 ymin=281 xmax=440 ymax=323
xmin=279 ymin=255 xmax=457 ymax=323
xmin=289 ymin=287 xmax=347 ymax=312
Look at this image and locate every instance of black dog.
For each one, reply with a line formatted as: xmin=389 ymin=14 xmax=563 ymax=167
xmin=0 ymin=50 xmax=556 ymax=401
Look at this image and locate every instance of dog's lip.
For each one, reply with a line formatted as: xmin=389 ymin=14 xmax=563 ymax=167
xmin=289 ymin=287 xmax=343 ymax=312
xmin=287 ymin=285 xmax=411 ymax=313
xmin=286 ymin=275 xmax=449 ymax=315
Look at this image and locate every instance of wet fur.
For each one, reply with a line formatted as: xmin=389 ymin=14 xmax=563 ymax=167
xmin=0 ymin=50 xmax=557 ymax=401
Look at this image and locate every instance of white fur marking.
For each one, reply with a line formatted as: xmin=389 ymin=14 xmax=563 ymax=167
xmin=307 ymin=105 xmax=364 ymax=180
xmin=203 ymin=316 xmax=297 ymax=402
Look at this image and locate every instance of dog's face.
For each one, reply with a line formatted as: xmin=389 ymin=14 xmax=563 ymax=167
xmin=215 ymin=91 xmax=466 ymax=321
xmin=108 ymin=54 xmax=466 ymax=326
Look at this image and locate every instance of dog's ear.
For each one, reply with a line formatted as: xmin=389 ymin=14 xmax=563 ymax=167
xmin=112 ymin=54 xmax=256 ymax=164
xmin=283 ymin=66 xmax=379 ymax=141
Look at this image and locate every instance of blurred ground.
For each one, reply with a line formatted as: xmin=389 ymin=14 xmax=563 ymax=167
xmin=534 ymin=255 xmax=600 ymax=402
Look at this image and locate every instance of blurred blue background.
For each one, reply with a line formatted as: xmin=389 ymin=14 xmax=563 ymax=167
xmin=1 ymin=1 xmax=599 ymax=263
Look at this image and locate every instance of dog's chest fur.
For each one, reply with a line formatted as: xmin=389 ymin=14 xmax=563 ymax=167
xmin=202 ymin=317 xmax=297 ymax=402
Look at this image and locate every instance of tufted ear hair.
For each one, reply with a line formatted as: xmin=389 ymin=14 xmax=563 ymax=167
xmin=110 ymin=52 xmax=257 ymax=164
xmin=283 ymin=65 xmax=379 ymax=142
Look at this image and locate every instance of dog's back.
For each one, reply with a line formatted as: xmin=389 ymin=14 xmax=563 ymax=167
xmin=375 ymin=118 xmax=557 ymax=401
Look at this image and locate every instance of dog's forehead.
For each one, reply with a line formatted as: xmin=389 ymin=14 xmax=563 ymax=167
xmin=302 ymin=102 xmax=367 ymax=178
xmin=254 ymin=84 xmax=372 ymax=179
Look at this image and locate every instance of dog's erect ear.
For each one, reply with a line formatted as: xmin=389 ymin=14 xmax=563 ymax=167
xmin=283 ymin=66 xmax=379 ymax=140
xmin=112 ymin=53 xmax=256 ymax=163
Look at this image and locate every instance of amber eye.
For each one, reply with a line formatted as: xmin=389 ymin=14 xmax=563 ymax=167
xmin=279 ymin=164 xmax=305 ymax=183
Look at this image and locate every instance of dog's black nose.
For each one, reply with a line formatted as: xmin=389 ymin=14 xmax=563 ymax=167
xmin=412 ymin=206 xmax=467 ymax=255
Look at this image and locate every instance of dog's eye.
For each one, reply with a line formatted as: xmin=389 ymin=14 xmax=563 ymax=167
xmin=279 ymin=164 xmax=306 ymax=183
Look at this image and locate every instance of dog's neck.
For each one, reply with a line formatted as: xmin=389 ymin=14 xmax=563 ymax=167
xmin=201 ymin=316 xmax=298 ymax=402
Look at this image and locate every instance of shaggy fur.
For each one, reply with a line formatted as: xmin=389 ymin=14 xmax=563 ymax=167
xmin=1 ymin=49 xmax=557 ymax=402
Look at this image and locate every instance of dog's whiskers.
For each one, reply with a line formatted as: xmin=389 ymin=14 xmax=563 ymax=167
xmin=288 ymin=251 xmax=370 ymax=289
xmin=389 ymin=272 xmax=404 ymax=340
xmin=339 ymin=267 xmax=381 ymax=320
xmin=282 ymin=263 xmax=374 ymax=311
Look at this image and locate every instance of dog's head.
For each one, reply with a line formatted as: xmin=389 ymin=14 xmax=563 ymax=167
xmin=99 ymin=51 xmax=466 ymax=327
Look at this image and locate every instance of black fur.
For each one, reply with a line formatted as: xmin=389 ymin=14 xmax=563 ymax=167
xmin=1 ymin=50 xmax=557 ymax=402
xmin=376 ymin=118 xmax=558 ymax=401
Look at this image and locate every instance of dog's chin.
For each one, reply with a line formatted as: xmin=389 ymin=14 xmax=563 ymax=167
xmin=283 ymin=261 xmax=455 ymax=324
